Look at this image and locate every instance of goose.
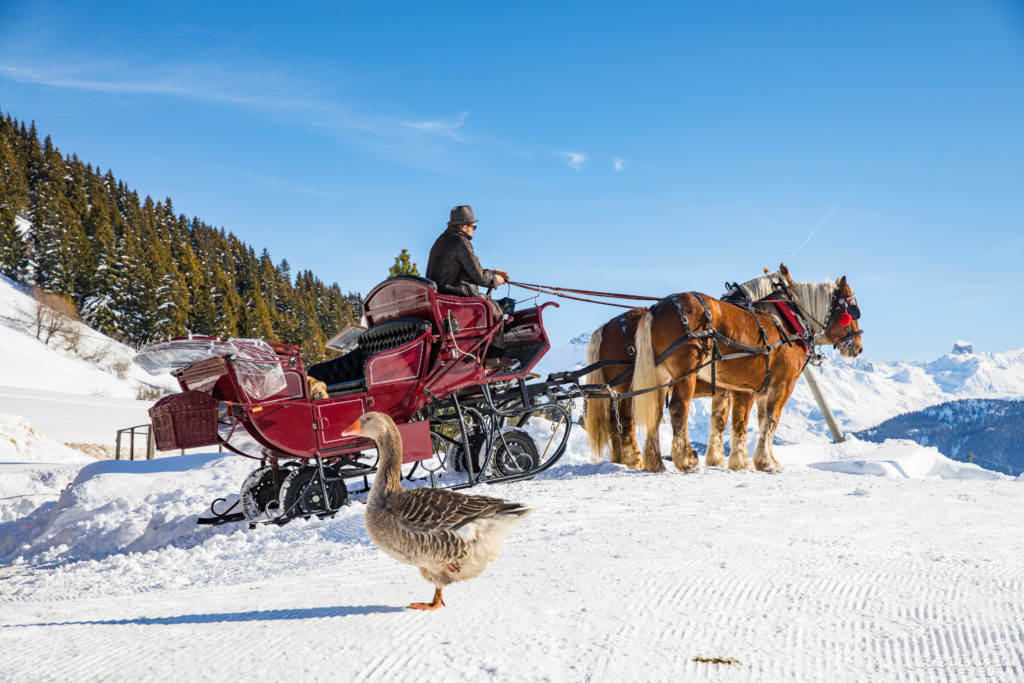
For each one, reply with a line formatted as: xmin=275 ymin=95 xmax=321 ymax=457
xmin=344 ymin=412 xmax=534 ymax=610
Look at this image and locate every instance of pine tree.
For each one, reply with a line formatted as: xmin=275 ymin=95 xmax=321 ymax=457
xmin=0 ymin=135 xmax=29 ymax=215
xmin=389 ymin=248 xmax=420 ymax=277
xmin=80 ymin=220 xmax=126 ymax=337
xmin=32 ymin=184 xmax=91 ymax=300
xmin=0 ymin=207 xmax=29 ymax=280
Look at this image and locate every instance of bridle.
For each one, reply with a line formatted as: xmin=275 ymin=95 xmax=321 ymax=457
xmin=822 ymin=289 xmax=862 ymax=350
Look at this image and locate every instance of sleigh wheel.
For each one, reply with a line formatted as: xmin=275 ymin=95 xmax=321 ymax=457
xmin=278 ymin=466 xmax=349 ymax=520
xmin=240 ymin=466 xmax=289 ymax=522
xmin=490 ymin=427 xmax=539 ymax=477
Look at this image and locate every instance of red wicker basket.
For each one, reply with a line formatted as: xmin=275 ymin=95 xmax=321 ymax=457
xmin=149 ymin=390 xmax=219 ymax=451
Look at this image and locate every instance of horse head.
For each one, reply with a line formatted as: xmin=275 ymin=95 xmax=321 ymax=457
xmin=824 ymin=275 xmax=863 ymax=357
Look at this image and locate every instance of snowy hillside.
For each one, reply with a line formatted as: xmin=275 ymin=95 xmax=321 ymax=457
xmin=0 ymin=275 xmax=177 ymax=449
xmin=0 ymin=275 xmax=173 ymax=400
xmin=535 ymin=334 xmax=1024 ymax=446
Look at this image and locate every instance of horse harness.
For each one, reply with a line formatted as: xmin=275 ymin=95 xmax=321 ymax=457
xmin=581 ymin=286 xmax=831 ymax=431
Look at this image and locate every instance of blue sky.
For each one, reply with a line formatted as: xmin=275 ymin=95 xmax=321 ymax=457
xmin=1 ymin=0 xmax=1022 ymax=361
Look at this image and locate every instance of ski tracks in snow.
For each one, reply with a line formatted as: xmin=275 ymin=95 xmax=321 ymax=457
xmin=2 ymin=468 xmax=1023 ymax=681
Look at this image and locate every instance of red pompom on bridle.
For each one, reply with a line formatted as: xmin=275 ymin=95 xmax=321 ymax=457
xmin=839 ymin=311 xmax=853 ymax=327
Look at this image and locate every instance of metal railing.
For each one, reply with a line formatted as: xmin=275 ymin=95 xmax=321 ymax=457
xmin=115 ymin=424 xmax=226 ymax=460
xmin=115 ymin=424 xmax=155 ymax=460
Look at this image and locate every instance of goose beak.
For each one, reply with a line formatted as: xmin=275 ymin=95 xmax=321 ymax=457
xmin=342 ymin=419 xmax=362 ymax=436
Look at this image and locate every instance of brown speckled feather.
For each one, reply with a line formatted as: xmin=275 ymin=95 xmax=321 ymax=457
xmin=385 ymin=487 xmax=528 ymax=534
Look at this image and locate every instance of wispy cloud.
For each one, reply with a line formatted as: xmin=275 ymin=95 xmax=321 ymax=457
xmin=0 ymin=63 xmax=333 ymax=113
xmin=613 ymin=157 xmax=625 ymax=172
xmin=0 ymin=61 xmax=597 ymax=181
xmin=0 ymin=62 xmax=488 ymax=147
xmin=399 ymin=111 xmax=470 ymax=140
xmin=559 ymin=151 xmax=587 ymax=170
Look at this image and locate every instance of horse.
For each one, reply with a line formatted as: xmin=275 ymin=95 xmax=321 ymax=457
xmin=694 ymin=270 xmax=863 ymax=471
xmin=584 ymin=271 xmax=863 ymax=474
xmin=583 ymin=266 xmax=793 ymax=471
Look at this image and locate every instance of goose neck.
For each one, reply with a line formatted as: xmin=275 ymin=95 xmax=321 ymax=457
xmin=368 ymin=428 xmax=403 ymax=506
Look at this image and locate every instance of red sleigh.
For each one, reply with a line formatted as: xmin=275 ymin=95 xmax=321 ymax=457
xmin=137 ymin=275 xmax=576 ymax=526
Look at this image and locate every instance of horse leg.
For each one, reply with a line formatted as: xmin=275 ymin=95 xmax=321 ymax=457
xmin=640 ymin=389 xmax=667 ymax=472
xmin=668 ymin=376 xmax=699 ymax=473
xmin=727 ymin=391 xmax=755 ymax=471
xmin=609 ymin=400 xmax=644 ymax=470
xmin=752 ymin=391 xmax=786 ymax=473
xmin=705 ymin=388 xmax=731 ymax=467
xmin=609 ymin=436 xmax=624 ymax=465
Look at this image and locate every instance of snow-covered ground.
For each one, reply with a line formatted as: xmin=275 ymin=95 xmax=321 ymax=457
xmin=1 ymin=432 xmax=1021 ymax=681
xmin=3 ymin=275 xmax=1024 ymax=680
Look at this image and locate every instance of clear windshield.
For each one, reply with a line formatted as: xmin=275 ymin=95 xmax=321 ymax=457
xmin=135 ymin=337 xmax=288 ymax=400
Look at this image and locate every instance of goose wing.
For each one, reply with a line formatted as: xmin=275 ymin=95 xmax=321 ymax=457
xmin=386 ymin=487 xmax=526 ymax=534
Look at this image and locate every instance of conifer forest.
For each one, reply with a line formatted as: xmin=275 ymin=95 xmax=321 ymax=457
xmin=0 ymin=112 xmax=361 ymax=363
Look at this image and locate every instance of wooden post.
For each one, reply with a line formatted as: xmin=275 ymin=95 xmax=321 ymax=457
xmin=802 ymin=367 xmax=845 ymax=443
xmin=147 ymin=424 xmax=155 ymax=460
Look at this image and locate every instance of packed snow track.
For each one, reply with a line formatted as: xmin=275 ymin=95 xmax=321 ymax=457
xmin=1 ymin=441 xmax=1022 ymax=681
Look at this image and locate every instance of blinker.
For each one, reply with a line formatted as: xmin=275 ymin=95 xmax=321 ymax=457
xmin=846 ymin=303 xmax=861 ymax=321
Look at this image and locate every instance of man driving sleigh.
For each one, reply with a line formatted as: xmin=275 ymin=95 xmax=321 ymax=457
xmin=426 ymin=205 xmax=510 ymax=317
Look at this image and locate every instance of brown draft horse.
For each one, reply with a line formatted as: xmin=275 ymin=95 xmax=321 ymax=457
xmin=583 ymin=267 xmax=793 ymax=472
xmin=584 ymin=271 xmax=863 ymax=473
xmin=695 ymin=271 xmax=864 ymax=471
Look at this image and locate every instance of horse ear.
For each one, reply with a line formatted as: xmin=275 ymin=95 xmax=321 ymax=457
xmin=764 ymin=266 xmax=770 ymax=274
xmin=779 ymin=263 xmax=789 ymax=276
xmin=838 ymin=275 xmax=847 ymax=289
xmin=835 ymin=277 xmax=841 ymax=285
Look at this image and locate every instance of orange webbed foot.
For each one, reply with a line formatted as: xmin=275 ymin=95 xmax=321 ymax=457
xmin=408 ymin=587 xmax=445 ymax=611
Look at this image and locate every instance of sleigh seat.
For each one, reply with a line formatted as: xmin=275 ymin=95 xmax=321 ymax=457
xmin=307 ymin=316 xmax=433 ymax=396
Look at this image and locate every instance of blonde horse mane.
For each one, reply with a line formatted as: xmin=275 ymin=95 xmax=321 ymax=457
xmin=725 ymin=271 xmax=786 ymax=301
xmin=787 ymin=280 xmax=838 ymax=339
xmin=583 ymin=327 xmax=612 ymax=463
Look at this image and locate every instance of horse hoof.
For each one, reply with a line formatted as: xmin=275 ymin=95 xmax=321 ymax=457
xmin=673 ymin=458 xmax=699 ymax=473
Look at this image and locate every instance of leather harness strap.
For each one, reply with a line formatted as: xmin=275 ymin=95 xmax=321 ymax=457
xmin=618 ymin=312 xmax=635 ymax=357
xmin=668 ymin=294 xmax=691 ymax=335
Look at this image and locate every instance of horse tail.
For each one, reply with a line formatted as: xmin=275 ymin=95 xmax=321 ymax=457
xmin=631 ymin=307 xmax=664 ymax=436
xmin=583 ymin=326 xmax=612 ymax=462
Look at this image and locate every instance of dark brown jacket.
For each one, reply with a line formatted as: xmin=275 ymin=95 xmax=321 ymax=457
xmin=425 ymin=226 xmax=500 ymax=298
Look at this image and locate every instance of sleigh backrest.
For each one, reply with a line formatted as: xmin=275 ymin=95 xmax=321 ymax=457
xmin=362 ymin=276 xmax=493 ymax=338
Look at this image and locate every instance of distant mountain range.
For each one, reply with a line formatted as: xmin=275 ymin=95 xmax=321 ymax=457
xmin=535 ymin=336 xmax=1024 ymax=472
xmin=852 ymin=398 xmax=1024 ymax=476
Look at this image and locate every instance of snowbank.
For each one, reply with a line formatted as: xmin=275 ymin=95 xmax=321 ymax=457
xmin=0 ymin=414 xmax=95 ymax=523
xmin=0 ymin=453 xmax=254 ymax=567
xmin=778 ymin=437 xmax=1005 ymax=480
xmin=2 ymin=428 xmax=1008 ymax=573
xmin=0 ymin=414 xmax=93 ymax=464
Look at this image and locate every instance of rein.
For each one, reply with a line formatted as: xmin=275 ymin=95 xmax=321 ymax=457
xmin=510 ymin=281 xmax=658 ymax=308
